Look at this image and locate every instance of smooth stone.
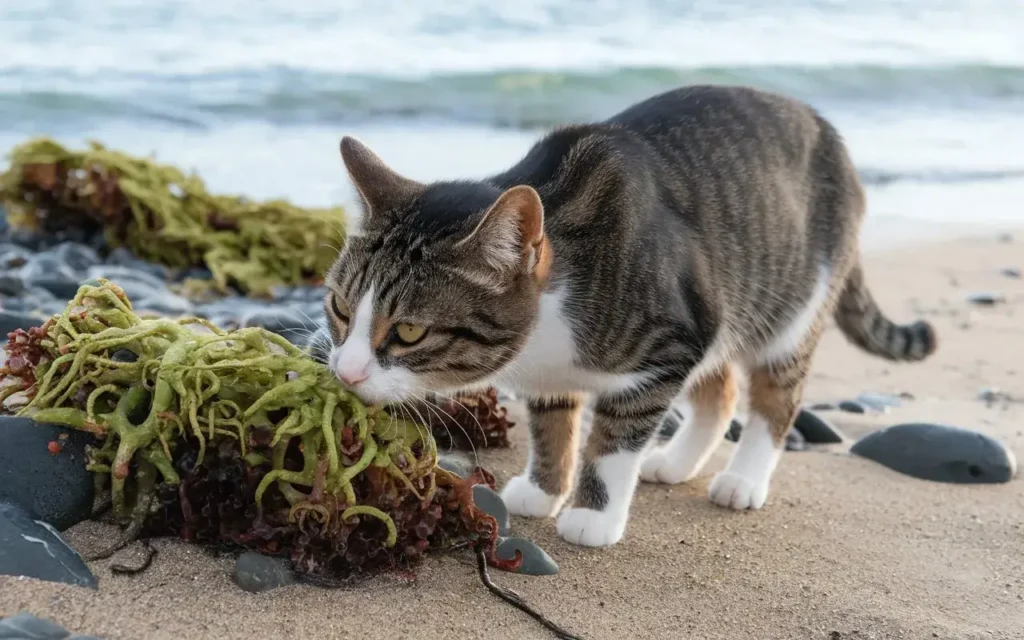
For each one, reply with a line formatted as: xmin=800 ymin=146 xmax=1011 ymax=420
xmin=659 ymin=407 xmax=684 ymax=438
xmin=177 ymin=266 xmax=214 ymax=282
xmin=807 ymin=402 xmax=836 ymax=411
xmin=854 ymin=392 xmax=903 ymax=413
xmin=785 ymin=428 xmax=807 ymax=452
xmin=437 ymin=455 xmax=473 ymax=478
xmin=21 ymin=254 xmax=77 ymax=283
xmin=965 ymin=292 xmax=1006 ymax=306
xmin=0 ymin=612 xmax=72 ymax=639
xmin=3 ymin=229 xmax=50 ymax=251
xmin=837 ymin=400 xmax=868 ymax=414
xmin=133 ymin=292 xmax=194 ymax=316
xmin=999 ymin=267 xmax=1021 ymax=279
xmin=724 ymin=419 xmax=743 ymax=443
xmin=0 ymin=311 xmax=40 ymax=336
xmin=0 ymin=273 xmax=26 ymax=297
xmin=495 ymin=537 xmax=558 ymax=575
xmin=52 ymin=243 xmax=101 ymax=272
xmin=473 ymin=485 xmax=510 ymax=536
xmin=850 ymin=423 xmax=1017 ymax=484
xmin=0 ymin=244 xmax=34 ymax=269
xmin=28 ymin=278 xmax=82 ymax=301
xmin=85 ymin=265 xmax=167 ymax=300
xmin=106 ymin=248 xmax=169 ymax=280
xmin=233 ymin=551 xmax=295 ymax=593
xmin=793 ymin=409 xmax=844 ymax=444
xmin=0 ymin=502 xmax=97 ymax=589
xmin=111 ymin=349 xmax=139 ymax=363
xmin=0 ymin=416 xmax=96 ymax=531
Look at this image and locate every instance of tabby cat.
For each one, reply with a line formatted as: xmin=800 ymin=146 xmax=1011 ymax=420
xmin=323 ymin=85 xmax=937 ymax=548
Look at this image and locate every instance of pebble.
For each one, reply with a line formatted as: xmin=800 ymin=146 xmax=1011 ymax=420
xmin=0 ymin=502 xmax=97 ymax=589
xmin=0 ymin=612 xmax=100 ymax=639
xmin=233 ymin=551 xmax=295 ymax=593
xmin=978 ymin=387 xmax=1013 ymax=405
xmin=850 ymin=423 xmax=1018 ymax=484
xmin=106 ymin=247 xmax=169 ymax=280
xmin=21 ymin=253 xmax=78 ymax=283
xmin=0 ymin=310 xmax=40 ymax=336
xmin=792 ymin=409 xmax=844 ymax=444
xmin=659 ymin=407 xmax=684 ymax=438
xmin=965 ymin=292 xmax=1006 ymax=306
xmin=1000 ymin=267 xmax=1021 ymax=279
xmin=837 ymin=400 xmax=868 ymax=414
xmin=473 ymin=484 xmax=510 ymax=536
xmin=437 ymin=454 xmax=473 ymax=478
xmin=495 ymin=536 xmax=559 ymax=575
xmin=85 ymin=265 xmax=167 ymax=300
xmin=807 ymin=402 xmax=836 ymax=411
xmin=0 ymin=243 xmax=34 ymax=269
xmin=132 ymin=292 xmax=194 ymax=316
xmin=784 ymin=428 xmax=808 ymax=451
xmin=53 ymin=243 xmax=101 ymax=272
xmin=725 ymin=419 xmax=743 ymax=443
xmin=0 ymin=417 xmax=97 ymax=531
xmin=0 ymin=273 xmax=26 ymax=297
xmin=854 ymin=392 xmax=904 ymax=413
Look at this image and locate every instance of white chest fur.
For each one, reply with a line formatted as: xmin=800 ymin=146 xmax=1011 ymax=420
xmin=491 ymin=289 xmax=648 ymax=396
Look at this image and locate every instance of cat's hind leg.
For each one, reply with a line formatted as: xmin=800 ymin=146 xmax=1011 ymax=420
xmin=641 ymin=365 xmax=737 ymax=484
xmin=500 ymin=394 xmax=584 ymax=518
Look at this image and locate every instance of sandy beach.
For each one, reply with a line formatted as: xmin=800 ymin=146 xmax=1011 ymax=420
xmin=2 ymin=231 xmax=1022 ymax=640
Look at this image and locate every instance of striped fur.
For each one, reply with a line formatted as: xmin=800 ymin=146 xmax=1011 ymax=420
xmin=325 ymin=85 xmax=938 ymax=547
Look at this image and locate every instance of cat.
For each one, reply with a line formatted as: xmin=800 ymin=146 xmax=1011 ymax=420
xmin=322 ymin=84 xmax=937 ymax=548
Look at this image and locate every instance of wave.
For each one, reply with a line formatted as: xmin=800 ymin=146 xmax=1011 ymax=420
xmin=2 ymin=63 xmax=1024 ymax=131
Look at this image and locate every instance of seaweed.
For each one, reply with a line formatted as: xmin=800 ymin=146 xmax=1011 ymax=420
xmin=0 ymin=281 xmax=512 ymax=579
xmin=421 ymin=388 xmax=516 ymax=450
xmin=0 ymin=138 xmax=346 ymax=296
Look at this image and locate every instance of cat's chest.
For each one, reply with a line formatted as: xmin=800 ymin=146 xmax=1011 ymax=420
xmin=493 ymin=290 xmax=646 ymax=396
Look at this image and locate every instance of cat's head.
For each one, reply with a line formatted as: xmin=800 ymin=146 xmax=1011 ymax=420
xmin=324 ymin=136 xmax=551 ymax=405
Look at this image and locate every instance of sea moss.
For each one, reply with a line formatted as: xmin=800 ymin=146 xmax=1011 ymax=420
xmin=0 ymin=138 xmax=346 ymax=296
xmin=0 ymin=281 xmax=513 ymax=579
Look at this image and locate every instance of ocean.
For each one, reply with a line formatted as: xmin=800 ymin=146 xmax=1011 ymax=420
xmin=2 ymin=0 xmax=1023 ymax=246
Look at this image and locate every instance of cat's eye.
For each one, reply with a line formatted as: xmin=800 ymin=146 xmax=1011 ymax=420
xmin=328 ymin=293 xmax=349 ymax=323
xmin=393 ymin=323 xmax=427 ymax=346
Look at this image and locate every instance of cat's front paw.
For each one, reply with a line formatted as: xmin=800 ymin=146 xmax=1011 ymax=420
xmin=500 ymin=475 xmax=564 ymax=518
xmin=708 ymin=471 xmax=769 ymax=510
xmin=556 ymin=507 xmax=627 ymax=547
xmin=640 ymin=448 xmax=694 ymax=485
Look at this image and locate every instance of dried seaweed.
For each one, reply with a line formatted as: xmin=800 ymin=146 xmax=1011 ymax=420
xmin=421 ymin=388 xmax=516 ymax=450
xmin=0 ymin=138 xmax=346 ymax=296
xmin=0 ymin=281 xmax=513 ymax=579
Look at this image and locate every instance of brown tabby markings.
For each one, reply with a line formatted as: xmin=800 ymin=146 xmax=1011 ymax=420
xmin=525 ymin=395 xmax=585 ymax=496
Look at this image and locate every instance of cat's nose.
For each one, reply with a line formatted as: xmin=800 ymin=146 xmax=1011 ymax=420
xmin=339 ymin=369 xmax=369 ymax=387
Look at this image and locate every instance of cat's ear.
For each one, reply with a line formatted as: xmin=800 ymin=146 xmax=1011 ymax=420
xmin=458 ymin=185 xmax=546 ymax=275
xmin=340 ymin=136 xmax=423 ymax=216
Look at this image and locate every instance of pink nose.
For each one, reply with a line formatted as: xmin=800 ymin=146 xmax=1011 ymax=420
xmin=339 ymin=370 xmax=369 ymax=387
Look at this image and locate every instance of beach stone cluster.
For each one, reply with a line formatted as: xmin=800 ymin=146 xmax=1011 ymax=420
xmin=0 ymin=612 xmax=100 ymax=640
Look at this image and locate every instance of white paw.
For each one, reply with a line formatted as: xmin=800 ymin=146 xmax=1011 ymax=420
xmin=640 ymin=448 xmax=694 ymax=484
xmin=500 ymin=475 xmax=564 ymax=518
xmin=556 ymin=507 xmax=627 ymax=547
xmin=708 ymin=471 xmax=769 ymax=510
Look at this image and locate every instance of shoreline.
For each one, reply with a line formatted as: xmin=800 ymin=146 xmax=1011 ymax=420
xmin=2 ymin=229 xmax=1023 ymax=639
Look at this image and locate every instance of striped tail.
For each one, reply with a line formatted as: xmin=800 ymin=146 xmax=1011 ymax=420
xmin=833 ymin=262 xmax=937 ymax=362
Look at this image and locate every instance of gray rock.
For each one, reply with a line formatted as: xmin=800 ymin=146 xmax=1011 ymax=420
xmin=106 ymin=248 xmax=168 ymax=280
xmin=658 ymin=407 xmax=684 ymax=438
xmin=233 ymin=551 xmax=295 ymax=593
xmin=855 ymin=392 xmax=903 ymax=413
xmin=837 ymin=400 xmax=868 ymax=414
xmin=85 ymin=265 xmax=166 ymax=301
xmin=724 ymin=419 xmax=743 ymax=443
xmin=133 ymin=292 xmax=194 ymax=316
xmin=52 ymin=243 xmax=101 ymax=272
xmin=495 ymin=537 xmax=558 ymax=575
xmin=0 ymin=417 xmax=96 ymax=531
xmin=0 ymin=273 xmax=26 ymax=297
xmin=1000 ymin=267 xmax=1021 ymax=279
xmin=437 ymin=454 xmax=473 ymax=478
xmin=0 ymin=502 xmax=97 ymax=589
xmin=0 ymin=612 xmax=75 ymax=639
xmin=785 ymin=428 xmax=807 ymax=451
xmin=473 ymin=484 xmax=510 ymax=536
xmin=965 ymin=292 xmax=1006 ymax=306
xmin=807 ymin=402 xmax=837 ymax=411
xmin=21 ymin=254 xmax=77 ymax=283
xmin=28 ymin=278 xmax=81 ymax=301
xmin=0 ymin=244 xmax=33 ymax=269
xmin=0 ymin=311 xmax=40 ymax=336
xmin=793 ymin=409 xmax=844 ymax=444
xmin=850 ymin=423 xmax=1018 ymax=484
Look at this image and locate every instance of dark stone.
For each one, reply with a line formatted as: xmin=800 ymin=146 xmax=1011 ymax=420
xmin=233 ymin=551 xmax=295 ymax=593
xmin=0 ymin=612 xmax=73 ymax=639
xmin=807 ymin=402 xmax=836 ymax=411
xmin=105 ymin=248 xmax=169 ymax=280
xmin=851 ymin=423 xmax=1018 ymax=484
xmin=659 ymin=407 xmax=684 ymax=438
xmin=437 ymin=454 xmax=473 ymax=478
xmin=4 ymin=229 xmax=49 ymax=251
xmin=21 ymin=254 xmax=77 ymax=283
xmin=0 ymin=243 xmax=36 ymax=266
xmin=0 ymin=311 xmax=40 ymax=336
xmin=0 ymin=273 xmax=26 ymax=297
xmin=855 ymin=392 xmax=903 ymax=412
xmin=785 ymin=429 xmax=807 ymax=451
xmin=0 ymin=416 xmax=97 ymax=531
xmin=837 ymin=400 xmax=867 ymax=414
xmin=1000 ymin=267 xmax=1021 ymax=279
xmin=495 ymin=537 xmax=558 ymax=575
xmin=85 ymin=265 xmax=167 ymax=301
xmin=111 ymin=349 xmax=139 ymax=363
xmin=29 ymin=278 xmax=82 ymax=301
xmin=472 ymin=485 xmax=510 ymax=536
xmin=178 ymin=266 xmax=213 ymax=282
xmin=965 ymin=292 xmax=1006 ymax=306
xmin=793 ymin=409 xmax=844 ymax=444
xmin=0 ymin=502 xmax=97 ymax=589
xmin=53 ymin=243 xmax=101 ymax=272
xmin=724 ymin=419 xmax=743 ymax=443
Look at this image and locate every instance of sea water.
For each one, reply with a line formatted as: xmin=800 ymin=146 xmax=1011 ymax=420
xmin=1 ymin=0 xmax=1022 ymax=247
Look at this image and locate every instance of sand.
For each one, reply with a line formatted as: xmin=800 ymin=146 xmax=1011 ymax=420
xmin=2 ymin=232 xmax=1023 ymax=640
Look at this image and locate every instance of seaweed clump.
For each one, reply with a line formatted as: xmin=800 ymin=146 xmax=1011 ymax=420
xmin=0 ymin=138 xmax=346 ymax=296
xmin=422 ymin=388 xmax=516 ymax=450
xmin=0 ymin=281 xmax=514 ymax=579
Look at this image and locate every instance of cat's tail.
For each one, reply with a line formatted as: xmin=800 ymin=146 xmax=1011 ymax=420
xmin=833 ymin=262 xmax=937 ymax=362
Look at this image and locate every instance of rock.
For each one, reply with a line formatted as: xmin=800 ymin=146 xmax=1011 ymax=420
xmin=854 ymin=392 xmax=903 ymax=413
xmin=28 ymin=278 xmax=82 ymax=301
xmin=233 ymin=551 xmax=295 ymax=593
xmin=0 ymin=311 xmax=40 ymax=336
xmin=965 ymin=292 xmax=1006 ymax=306
xmin=793 ymin=409 xmax=844 ymax=444
xmin=242 ymin=308 xmax=319 ymax=345
xmin=495 ymin=537 xmax=558 ymax=575
xmin=472 ymin=485 xmax=510 ymax=536
xmin=133 ymin=292 xmax=194 ymax=316
xmin=437 ymin=454 xmax=473 ymax=478
xmin=1000 ymin=267 xmax=1021 ymax=279
xmin=0 ymin=243 xmax=34 ymax=269
xmin=85 ymin=265 xmax=167 ymax=300
xmin=978 ymin=387 xmax=1013 ymax=406
xmin=837 ymin=400 xmax=867 ymax=414
xmin=850 ymin=423 xmax=1017 ymax=484
xmin=0 ymin=612 xmax=83 ymax=639
xmin=0 ymin=273 xmax=26 ymax=297
xmin=21 ymin=254 xmax=78 ymax=283
xmin=724 ymin=419 xmax=743 ymax=442
xmin=53 ymin=243 xmax=101 ymax=272
xmin=106 ymin=248 xmax=168 ymax=280
xmin=785 ymin=429 xmax=807 ymax=451
xmin=807 ymin=402 xmax=836 ymax=411
xmin=111 ymin=349 xmax=139 ymax=363
xmin=0 ymin=416 xmax=97 ymax=531
xmin=659 ymin=407 xmax=684 ymax=438
xmin=177 ymin=266 xmax=214 ymax=282
xmin=0 ymin=502 xmax=97 ymax=589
